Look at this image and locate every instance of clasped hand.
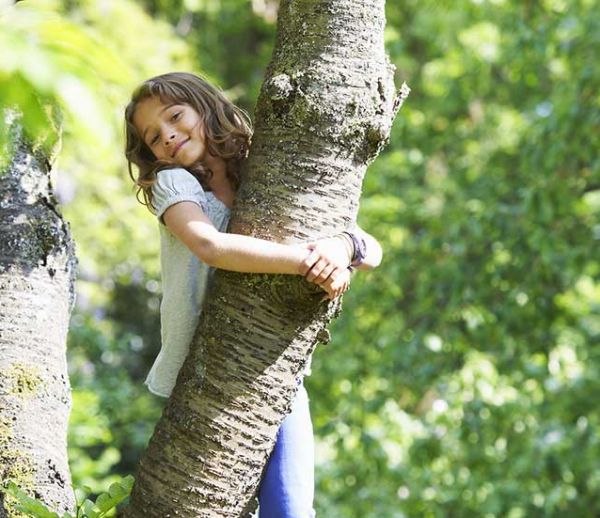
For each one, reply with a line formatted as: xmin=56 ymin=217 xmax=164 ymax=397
xmin=297 ymin=236 xmax=352 ymax=300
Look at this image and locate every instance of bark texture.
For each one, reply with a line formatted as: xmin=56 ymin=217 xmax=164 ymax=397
xmin=0 ymin=116 xmax=76 ymax=517
xmin=125 ymin=1 xmax=407 ymax=516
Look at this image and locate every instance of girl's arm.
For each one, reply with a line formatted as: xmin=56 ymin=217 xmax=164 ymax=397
xmin=163 ymin=201 xmax=352 ymax=286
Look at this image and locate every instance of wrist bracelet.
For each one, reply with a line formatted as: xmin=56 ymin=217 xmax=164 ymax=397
xmin=342 ymin=231 xmax=367 ymax=267
xmin=338 ymin=233 xmax=354 ymax=263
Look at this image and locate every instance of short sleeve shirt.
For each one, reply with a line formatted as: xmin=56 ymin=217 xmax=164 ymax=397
xmin=144 ymin=168 xmax=230 ymax=397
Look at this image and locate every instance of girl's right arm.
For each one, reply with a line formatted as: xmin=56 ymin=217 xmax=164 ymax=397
xmin=163 ymin=201 xmax=352 ymax=297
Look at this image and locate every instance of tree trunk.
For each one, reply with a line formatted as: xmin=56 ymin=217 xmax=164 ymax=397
xmin=125 ymin=1 xmax=407 ymax=516
xmin=0 ymin=116 xmax=76 ymax=517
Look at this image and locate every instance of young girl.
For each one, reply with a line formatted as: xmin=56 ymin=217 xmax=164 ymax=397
xmin=124 ymin=72 xmax=382 ymax=517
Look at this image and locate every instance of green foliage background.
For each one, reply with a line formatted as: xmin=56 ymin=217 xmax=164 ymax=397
xmin=2 ymin=0 xmax=599 ymax=516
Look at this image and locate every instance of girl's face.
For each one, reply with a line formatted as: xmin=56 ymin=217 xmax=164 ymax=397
xmin=133 ymin=96 xmax=207 ymax=167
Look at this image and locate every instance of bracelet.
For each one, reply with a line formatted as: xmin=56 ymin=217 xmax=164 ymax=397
xmin=342 ymin=231 xmax=367 ymax=267
xmin=338 ymin=233 xmax=354 ymax=264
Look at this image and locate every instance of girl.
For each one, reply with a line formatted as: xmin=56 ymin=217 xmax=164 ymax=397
xmin=124 ymin=72 xmax=382 ymax=517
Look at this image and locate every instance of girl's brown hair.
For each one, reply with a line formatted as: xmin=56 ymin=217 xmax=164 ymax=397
xmin=124 ymin=72 xmax=252 ymax=212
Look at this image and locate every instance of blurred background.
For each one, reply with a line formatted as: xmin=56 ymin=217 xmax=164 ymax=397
xmin=2 ymin=0 xmax=600 ymax=516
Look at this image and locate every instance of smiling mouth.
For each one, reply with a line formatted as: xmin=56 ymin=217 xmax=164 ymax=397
xmin=172 ymin=138 xmax=190 ymax=158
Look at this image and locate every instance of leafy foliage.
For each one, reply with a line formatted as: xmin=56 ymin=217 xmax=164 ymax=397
xmin=0 ymin=0 xmax=130 ymax=168
xmin=2 ymin=476 xmax=134 ymax=518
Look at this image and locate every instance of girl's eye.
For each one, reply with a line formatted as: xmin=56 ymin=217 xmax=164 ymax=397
xmin=171 ymin=111 xmax=180 ymax=121
xmin=150 ymin=134 xmax=159 ymax=146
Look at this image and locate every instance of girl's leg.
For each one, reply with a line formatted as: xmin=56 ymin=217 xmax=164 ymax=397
xmin=258 ymin=382 xmax=315 ymax=518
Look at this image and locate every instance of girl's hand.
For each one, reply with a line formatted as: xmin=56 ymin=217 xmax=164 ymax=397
xmin=298 ymin=237 xmax=352 ymax=283
xmin=319 ymin=266 xmax=351 ymax=301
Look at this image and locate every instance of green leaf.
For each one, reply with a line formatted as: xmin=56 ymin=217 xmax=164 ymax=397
xmin=107 ymin=481 xmax=127 ymax=499
xmin=93 ymin=476 xmax=134 ymax=515
xmin=81 ymin=499 xmax=100 ymax=518
xmin=94 ymin=492 xmax=121 ymax=514
xmin=5 ymin=482 xmax=60 ymax=518
xmin=121 ymin=475 xmax=135 ymax=492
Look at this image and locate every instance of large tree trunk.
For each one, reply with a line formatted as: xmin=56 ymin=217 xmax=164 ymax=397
xmin=0 ymin=117 xmax=76 ymax=517
xmin=125 ymin=1 xmax=407 ymax=516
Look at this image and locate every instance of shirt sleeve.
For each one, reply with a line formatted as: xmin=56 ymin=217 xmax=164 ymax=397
xmin=151 ymin=168 xmax=209 ymax=225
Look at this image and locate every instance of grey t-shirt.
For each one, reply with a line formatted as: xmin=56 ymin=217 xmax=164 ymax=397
xmin=144 ymin=168 xmax=230 ymax=397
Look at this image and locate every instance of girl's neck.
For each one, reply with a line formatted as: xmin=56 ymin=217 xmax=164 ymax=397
xmin=204 ymin=155 xmax=234 ymax=209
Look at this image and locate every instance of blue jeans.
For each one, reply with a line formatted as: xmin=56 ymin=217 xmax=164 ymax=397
xmin=258 ymin=382 xmax=316 ymax=518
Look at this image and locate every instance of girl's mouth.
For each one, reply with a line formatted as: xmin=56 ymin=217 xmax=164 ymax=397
xmin=172 ymin=138 xmax=190 ymax=158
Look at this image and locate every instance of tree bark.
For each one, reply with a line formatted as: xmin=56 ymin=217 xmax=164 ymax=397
xmin=0 ymin=115 xmax=76 ymax=517
xmin=125 ymin=1 xmax=407 ymax=516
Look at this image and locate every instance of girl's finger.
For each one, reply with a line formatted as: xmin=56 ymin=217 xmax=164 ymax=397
xmin=324 ymin=283 xmax=336 ymax=298
xmin=306 ymin=261 xmax=326 ymax=282
xmin=324 ymin=267 xmax=346 ymax=291
xmin=306 ymin=258 xmax=328 ymax=282
xmin=330 ymin=273 xmax=346 ymax=292
xmin=299 ymin=250 xmax=320 ymax=276
xmin=325 ymin=266 xmax=345 ymax=287
xmin=315 ymin=264 xmax=336 ymax=284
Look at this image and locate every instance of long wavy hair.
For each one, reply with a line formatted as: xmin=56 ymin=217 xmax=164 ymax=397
xmin=124 ymin=72 xmax=252 ymax=212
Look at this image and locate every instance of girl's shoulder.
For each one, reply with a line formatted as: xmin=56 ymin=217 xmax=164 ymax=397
xmin=152 ymin=167 xmax=209 ymax=224
xmin=155 ymin=166 xmax=196 ymax=181
xmin=154 ymin=167 xmax=204 ymax=194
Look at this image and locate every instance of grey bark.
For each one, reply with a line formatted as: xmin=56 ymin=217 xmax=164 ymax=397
xmin=0 ymin=115 xmax=76 ymax=517
xmin=125 ymin=0 xmax=407 ymax=516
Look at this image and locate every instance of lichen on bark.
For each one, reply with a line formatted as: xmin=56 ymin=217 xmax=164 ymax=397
xmin=5 ymin=364 xmax=45 ymax=398
xmin=0 ymin=415 xmax=36 ymax=518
